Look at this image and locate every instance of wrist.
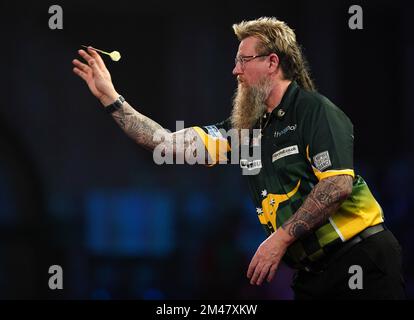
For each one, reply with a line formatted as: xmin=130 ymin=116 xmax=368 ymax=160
xmin=103 ymin=95 xmax=126 ymax=114
xmin=276 ymin=227 xmax=295 ymax=247
xmin=100 ymin=91 xmax=120 ymax=107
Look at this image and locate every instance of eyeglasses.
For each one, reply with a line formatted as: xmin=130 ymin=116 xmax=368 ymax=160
xmin=234 ymin=54 xmax=271 ymax=69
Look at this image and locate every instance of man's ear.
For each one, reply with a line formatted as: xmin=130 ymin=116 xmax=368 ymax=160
xmin=269 ymin=53 xmax=280 ymax=72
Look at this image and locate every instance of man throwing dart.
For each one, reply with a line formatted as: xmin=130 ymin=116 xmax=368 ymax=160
xmin=73 ymin=17 xmax=406 ymax=299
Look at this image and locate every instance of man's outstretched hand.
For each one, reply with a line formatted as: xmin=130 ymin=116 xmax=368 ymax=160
xmin=72 ymin=47 xmax=119 ymax=106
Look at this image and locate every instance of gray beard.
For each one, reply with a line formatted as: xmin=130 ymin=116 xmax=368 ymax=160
xmin=230 ymin=78 xmax=273 ymax=131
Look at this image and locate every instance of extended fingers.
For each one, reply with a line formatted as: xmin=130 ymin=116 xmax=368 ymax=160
xmin=72 ymin=58 xmax=91 ymax=73
xmin=73 ymin=67 xmax=87 ymax=81
xmin=87 ymin=47 xmax=106 ymax=70
xmin=78 ymin=49 xmax=94 ymax=64
xmin=72 ymin=58 xmax=92 ymax=81
xmin=78 ymin=49 xmax=101 ymax=74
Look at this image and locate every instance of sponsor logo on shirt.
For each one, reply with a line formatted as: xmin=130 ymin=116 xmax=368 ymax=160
xmin=205 ymin=125 xmax=224 ymax=139
xmin=240 ymin=159 xmax=262 ymax=170
xmin=274 ymin=124 xmax=297 ymax=138
xmin=272 ymin=145 xmax=299 ymax=162
xmin=313 ymin=151 xmax=332 ymax=171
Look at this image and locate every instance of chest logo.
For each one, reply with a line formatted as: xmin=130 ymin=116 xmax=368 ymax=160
xmin=272 ymin=145 xmax=299 ymax=162
xmin=274 ymin=124 xmax=297 ymax=138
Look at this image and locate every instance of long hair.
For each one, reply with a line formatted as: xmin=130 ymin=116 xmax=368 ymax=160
xmin=233 ymin=17 xmax=316 ymax=91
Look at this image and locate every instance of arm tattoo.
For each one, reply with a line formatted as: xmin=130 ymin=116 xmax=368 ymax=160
xmin=111 ymin=102 xmax=208 ymax=162
xmin=282 ymin=175 xmax=353 ymax=240
xmin=111 ymin=102 xmax=165 ymax=151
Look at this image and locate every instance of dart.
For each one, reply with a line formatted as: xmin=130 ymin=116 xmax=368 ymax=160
xmin=81 ymin=45 xmax=121 ymax=61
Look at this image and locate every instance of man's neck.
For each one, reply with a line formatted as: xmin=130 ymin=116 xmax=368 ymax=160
xmin=265 ymin=79 xmax=292 ymax=113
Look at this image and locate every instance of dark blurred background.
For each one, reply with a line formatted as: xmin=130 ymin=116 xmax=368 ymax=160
xmin=0 ymin=0 xmax=413 ymax=299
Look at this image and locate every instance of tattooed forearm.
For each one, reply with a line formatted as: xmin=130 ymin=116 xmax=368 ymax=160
xmin=111 ymin=102 xmax=166 ymax=151
xmin=111 ymin=102 xmax=208 ymax=162
xmin=282 ymin=175 xmax=353 ymax=240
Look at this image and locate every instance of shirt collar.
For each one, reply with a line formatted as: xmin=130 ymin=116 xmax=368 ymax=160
xmin=269 ymin=80 xmax=299 ymax=118
xmin=256 ymin=80 xmax=299 ymax=129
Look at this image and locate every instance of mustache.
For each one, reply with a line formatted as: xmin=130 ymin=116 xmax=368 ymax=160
xmin=237 ymin=76 xmax=246 ymax=85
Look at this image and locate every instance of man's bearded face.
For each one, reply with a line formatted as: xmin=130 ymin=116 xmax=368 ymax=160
xmin=230 ymin=75 xmax=273 ymax=130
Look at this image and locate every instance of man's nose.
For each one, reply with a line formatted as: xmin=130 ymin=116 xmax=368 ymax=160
xmin=233 ymin=63 xmax=242 ymax=76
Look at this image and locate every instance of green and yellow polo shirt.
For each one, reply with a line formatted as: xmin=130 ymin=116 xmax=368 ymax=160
xmin=192 ymin=81 xmax=384 ymax=269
